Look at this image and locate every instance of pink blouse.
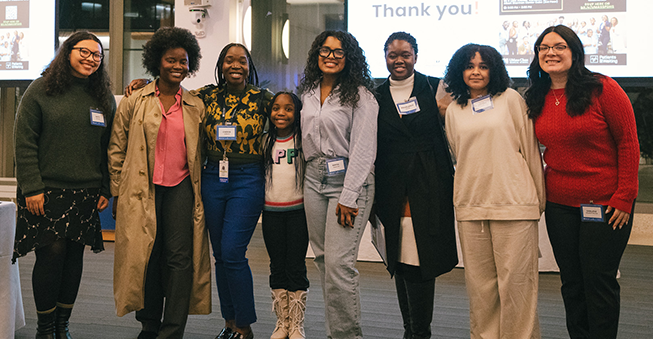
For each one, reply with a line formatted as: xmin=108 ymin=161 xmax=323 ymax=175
xmin=153 ymin=87 xmax=190 ymax=187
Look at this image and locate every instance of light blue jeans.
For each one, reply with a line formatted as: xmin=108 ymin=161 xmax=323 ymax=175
xmin=303 ymin=158 xmax=375 ymax=339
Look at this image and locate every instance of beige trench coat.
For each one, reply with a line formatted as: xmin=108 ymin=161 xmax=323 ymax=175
xmin=108 ymin=82 xmax=211 ymax=317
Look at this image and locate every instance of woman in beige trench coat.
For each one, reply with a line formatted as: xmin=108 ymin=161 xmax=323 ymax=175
xmin=108 ymin=27 xmax=211 ymax=339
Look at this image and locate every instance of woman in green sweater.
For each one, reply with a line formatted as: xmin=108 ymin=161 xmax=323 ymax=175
xmin=13 ymin=31 xmax=115 ymax=339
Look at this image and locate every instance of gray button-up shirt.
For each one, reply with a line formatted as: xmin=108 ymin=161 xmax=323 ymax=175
xmin=301 ymin=84 xmax=378 ymax=208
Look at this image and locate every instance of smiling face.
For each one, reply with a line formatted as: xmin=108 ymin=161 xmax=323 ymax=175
xmin=318 ymin=36 xmax=346 ymax=78
xmin=385 ymin=39 xmax=417 ymax=81
xmin=222 ymin=45 xmax=250 ymax=91
xmin=270 ymin=94 xmax=296 ymax=137
xmin=463 ymin=52 xmax=490 ymax=98
xmin=69 ymin=39 xmax=102 ymax=78
xmin=159 ymin=47 xmax=188 ymax=87
xmin=538 ymin=32 xmax=572 ymax=79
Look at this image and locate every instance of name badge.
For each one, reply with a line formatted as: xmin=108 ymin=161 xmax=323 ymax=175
xmin=580 ymin=204 xmax=605 ymax=222
xmin=396 ymin=97 xmax=420 ymax=115
xmin=471 ymin=95 xmax=494 ymax=114
xmin=326 ymin=157 xmax=347 ymax=175
xmin=219 ymin=160 xmax=229 ymax=183
xmin=90 ymin=109 xmax=106 ymax=127
xmin=216 ymin=125 xmax=237 ymax=141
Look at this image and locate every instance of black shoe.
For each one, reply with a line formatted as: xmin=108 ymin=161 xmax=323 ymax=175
xmin=36 ymin=310 xmax=56 ymax=339
xmin=226 ymin=331 xmax=253 ymax=339
xmin=215 ymin=327 xmax=233 ymax=339
xmin=137 ymin=331 xmax=158 ymax=339
xmin=55 ymin=307 xmax=73 ymax=339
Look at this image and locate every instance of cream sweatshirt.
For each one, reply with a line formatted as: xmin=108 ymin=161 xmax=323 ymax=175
xmin=445 ymin=88 xmax=545 ymax=221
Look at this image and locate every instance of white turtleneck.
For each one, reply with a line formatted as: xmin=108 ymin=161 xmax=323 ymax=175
xmin=389 ymin=73 xmax=415 ymax=117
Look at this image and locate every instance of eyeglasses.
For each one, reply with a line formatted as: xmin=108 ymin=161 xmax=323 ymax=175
xmin=72 ymin=47 xmax=103 ymax=62
xmin=318 ymin=47 xmax=345 ymax=59
xmin=536 ymin=44 xmax=568 ymax=54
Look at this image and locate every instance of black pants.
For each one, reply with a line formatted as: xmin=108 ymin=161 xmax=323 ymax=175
xmin=394 ymin=263 xmax=435 ymax=339
xmin=33 ymin=238 xmax=85 ymax=312
xmin=545 ymin=201 xmax=633 ymax=339
xmin=136 ymin=176 xmax=194 ymax=339
xmin=261 ymin=209 xmax=309 ymax=291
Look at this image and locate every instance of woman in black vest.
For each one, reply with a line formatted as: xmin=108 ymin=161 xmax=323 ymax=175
xmin=374 ymin=31 xmax=458 ymax=339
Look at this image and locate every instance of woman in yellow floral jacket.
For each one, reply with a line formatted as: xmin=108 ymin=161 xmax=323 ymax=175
xmin=196 ymin=43 xmax=272 ymax=339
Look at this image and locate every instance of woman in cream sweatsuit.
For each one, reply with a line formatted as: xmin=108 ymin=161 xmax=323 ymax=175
xmin=444 ymin=43 xmax=545 ymax=339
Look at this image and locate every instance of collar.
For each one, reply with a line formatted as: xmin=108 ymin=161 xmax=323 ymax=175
xmin=388 ymin=73 xmax=415 ymax=88
xmin=141 ymin=81 xmax=196 ymax=107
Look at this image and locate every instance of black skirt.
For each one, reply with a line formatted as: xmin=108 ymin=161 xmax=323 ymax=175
xmin=13 ymin=187 xmax=105 ymax=262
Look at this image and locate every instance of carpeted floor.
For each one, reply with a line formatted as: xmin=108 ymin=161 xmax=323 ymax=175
xmin=13 ymin=226 xmax=653 ymax=339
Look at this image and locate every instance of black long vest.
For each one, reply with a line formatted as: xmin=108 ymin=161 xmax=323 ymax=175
xmin=374 ymin=72 xmax=458 ymax=280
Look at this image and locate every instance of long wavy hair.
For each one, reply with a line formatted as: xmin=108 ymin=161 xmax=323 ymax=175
xmin=524 ymin=25 xmax=603 ymax=119
xmin=299 ymin=30 xmax=374 ymax=108
xmin=142 ymin=26 xmax=201 ymax=78
xmin=263 ymin=92 xmax=305 ymax=190
xmin=42 ymin=31 xmax=113 ymax=115
xmin=444 ymin=43 xmax=511 ymax=107
xmin=214 ymin=43 xmax=259 ymax=88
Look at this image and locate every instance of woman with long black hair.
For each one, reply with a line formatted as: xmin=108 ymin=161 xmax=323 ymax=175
xmin=299 ymin=30 xmax=378 ymax=339
xmin=524 ymin=25 xmax=639 ymax=339
xmin=13 ymin=31 xmax=115 ymax=339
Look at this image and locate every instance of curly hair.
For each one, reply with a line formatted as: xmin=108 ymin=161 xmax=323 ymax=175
xmin=142 ymin=27 xmax=201 ymax=78
xmin=299 ymin=30 xmax=374 ymax=108
xmin=524 ymin=25 xmax=603 ymax=119
xmin=444 ymin=43 xmax=511 ymax=107
xmin=263 ymin=91 xmax=305 ymax=190
xmin=42 ymin=31 xmax=113 ymax=115
xmin=214 ymin=43 xmax=259 ymax=88
xmin=383 ymin=31 xmax=418 ymax=54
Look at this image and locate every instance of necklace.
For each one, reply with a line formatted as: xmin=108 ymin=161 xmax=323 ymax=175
xmin=552 ymin=89 xmax=564 ymax=106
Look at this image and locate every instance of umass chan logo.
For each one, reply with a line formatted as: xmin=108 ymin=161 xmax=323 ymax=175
xmin=590 ymin=55 xmax=599 ymax=64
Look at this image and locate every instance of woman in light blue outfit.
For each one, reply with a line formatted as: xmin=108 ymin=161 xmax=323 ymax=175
xmin=298 ymin=30 xmax=378 ymax=339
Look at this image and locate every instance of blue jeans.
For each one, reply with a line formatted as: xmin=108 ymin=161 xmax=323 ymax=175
xmin=202 ymin=162 xmax=265 ymax=327
xmin=303 ymin=158 xmax=375 ymax=339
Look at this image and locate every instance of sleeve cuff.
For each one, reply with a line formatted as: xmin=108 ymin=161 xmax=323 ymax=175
xmin=110 ymin=178 xmax=121 ymax=197
xmin=338 ymin=188 xmax=360 ymax=209
xmin=608 ymin=197 xmax=634 ymax=214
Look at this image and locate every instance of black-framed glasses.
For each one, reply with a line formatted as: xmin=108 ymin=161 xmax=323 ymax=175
xmin=318 ymin=47 xmax=345 ymax=59
xmin=536 ymin=44 xmax=568 ymax=54
xmin=72 ymin=47 xmax=103 ymax=62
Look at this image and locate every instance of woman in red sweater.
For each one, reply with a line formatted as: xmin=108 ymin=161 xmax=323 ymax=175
xmin=524 ymin=25 xmax=639 ymax=339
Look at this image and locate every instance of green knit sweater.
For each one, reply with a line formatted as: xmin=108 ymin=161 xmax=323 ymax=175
xmin=14 ymin=76 xmax=116 ymax=197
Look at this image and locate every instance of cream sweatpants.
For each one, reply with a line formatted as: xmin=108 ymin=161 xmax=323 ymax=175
xmin=458 ymin=220 xmax=541 ymax=339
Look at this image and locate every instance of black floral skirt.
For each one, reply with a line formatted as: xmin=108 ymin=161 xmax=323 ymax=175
xmin=13 ymin=187 xmax=105 ymax=262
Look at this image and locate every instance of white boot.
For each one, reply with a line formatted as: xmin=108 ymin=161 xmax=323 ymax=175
xmin=288 ymin=290 xmax=307 ymax=339
xmin=270 ymin=289 xmax=289 ymax=339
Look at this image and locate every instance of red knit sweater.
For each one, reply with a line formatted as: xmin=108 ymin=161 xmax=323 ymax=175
xmin=534 ymin=76 xmax=639 ymax=212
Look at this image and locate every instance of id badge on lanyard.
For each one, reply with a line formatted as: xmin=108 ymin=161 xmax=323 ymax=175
xmin=90 ymin=108 xmax=106 ymax=127
xmin=471 ymin=95 xmax=494 ymax=114
xmin=396 ymin=97 xmax=420 ymax=115
xmin=219 ymin=159 xmax=229 ymax=183
xmin=216 ymin=104 xmax=238 ymax=182
xmin=217 ymin=124 xmax=237 ymax=141
xmin=326 ymin=157 xmax=347 ymax=176
xmin=580 ymin=202 xmax=605 ymax=222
